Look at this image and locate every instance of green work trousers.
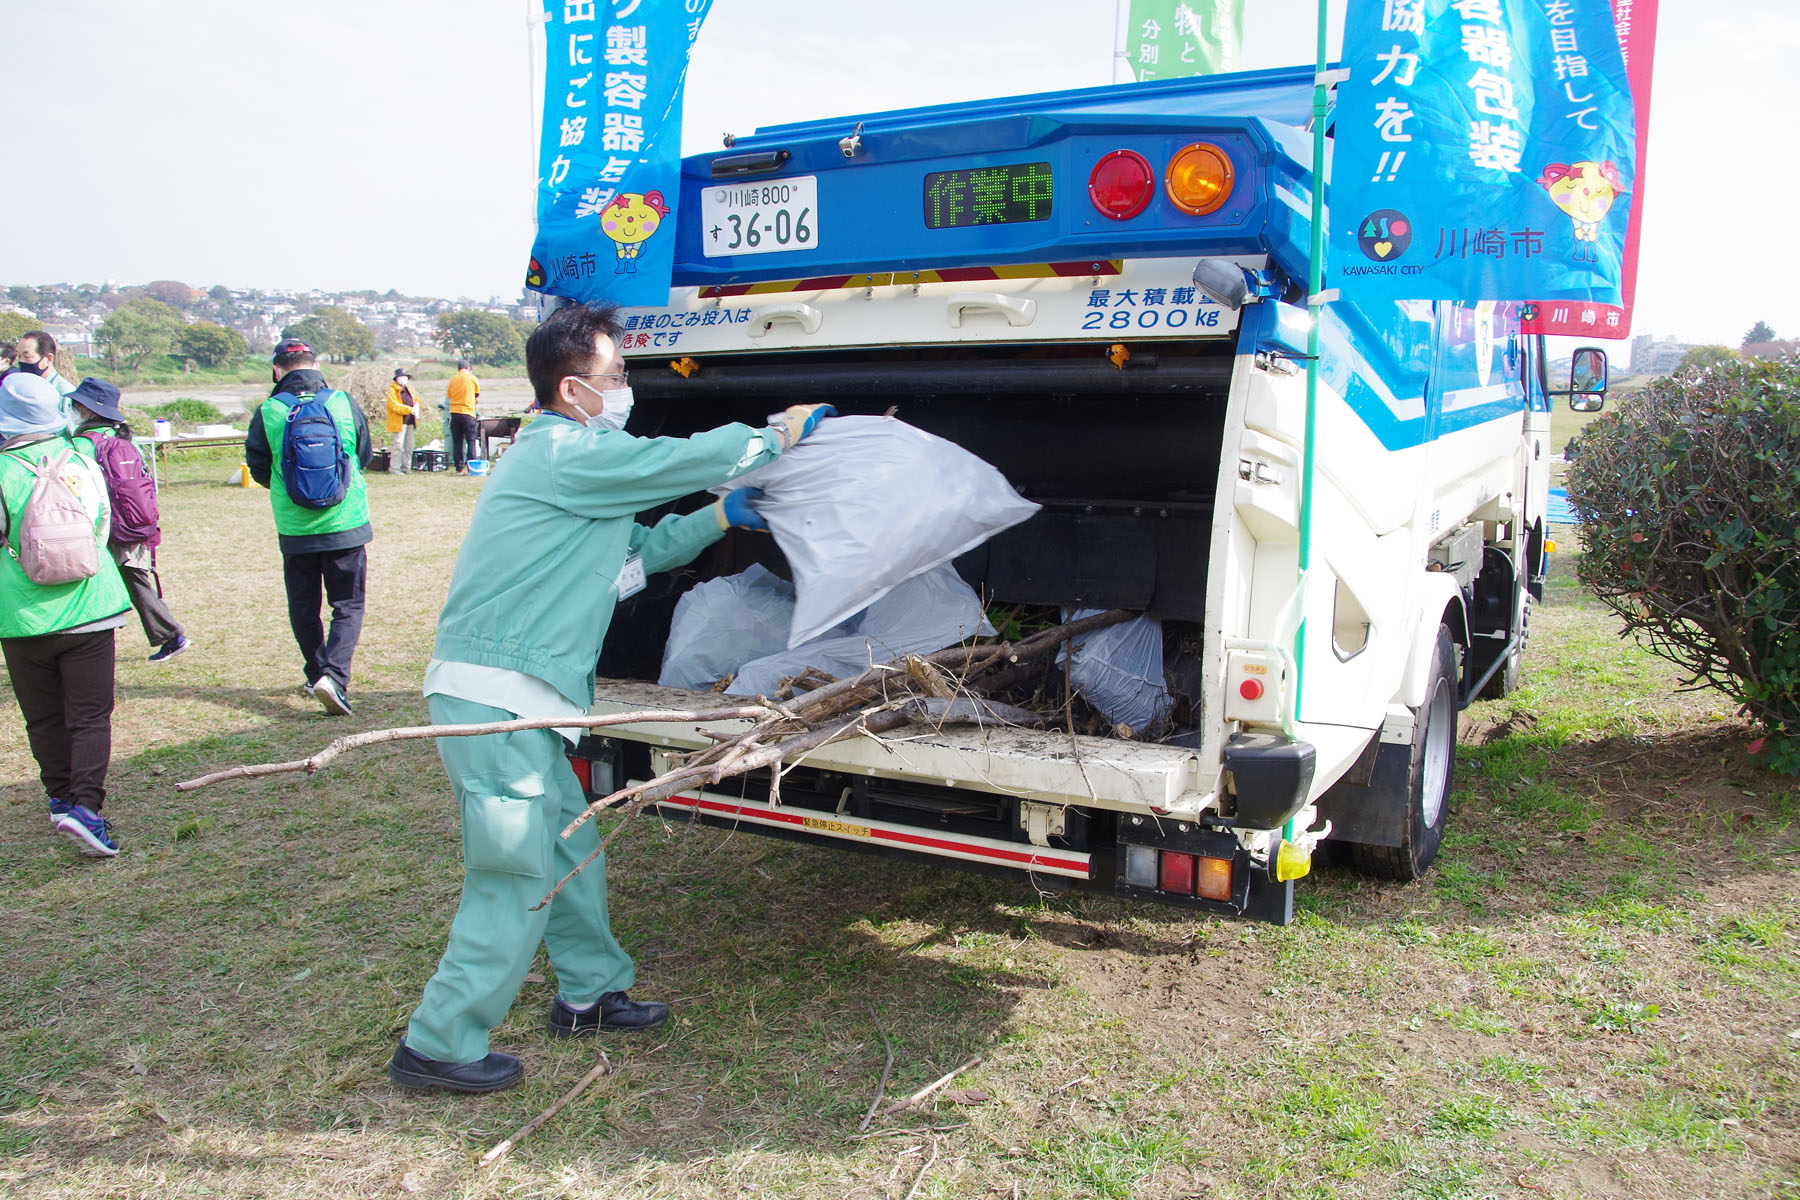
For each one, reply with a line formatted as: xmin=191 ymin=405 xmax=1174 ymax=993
xmin=404 ymin=694 xmax=635 ymax=1064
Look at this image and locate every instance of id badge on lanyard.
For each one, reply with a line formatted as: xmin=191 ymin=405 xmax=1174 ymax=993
xmin=615 ymin=552 xmax=646 ymax=600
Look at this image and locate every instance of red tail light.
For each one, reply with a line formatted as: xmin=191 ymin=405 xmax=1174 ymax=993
xmin=1089 ymin=150 xmax=1155 ymax=221
xmin=567 ymin=755 xmax=593 ymax=794
xmin=1159 ymin=850 xmax=1197 ymax=895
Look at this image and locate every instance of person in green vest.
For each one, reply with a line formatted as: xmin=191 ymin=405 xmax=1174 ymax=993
xmin=388 ymin=301 xmax=834 ymax=1094
xmin=0 ymin=371 xmax=132 ymax=857
xmin=243 ymin=338 xmax=374 ymax=716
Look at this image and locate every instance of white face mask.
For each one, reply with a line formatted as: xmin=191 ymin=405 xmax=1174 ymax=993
xmin=573 ymin=377 xmax=633 ymax=431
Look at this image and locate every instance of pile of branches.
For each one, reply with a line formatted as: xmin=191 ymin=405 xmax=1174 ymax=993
xmin=177 ymin=609 xmax=1134 ymax=906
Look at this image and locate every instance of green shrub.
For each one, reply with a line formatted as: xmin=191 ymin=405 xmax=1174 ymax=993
xmin=1568 ymin=355 xmax=1800 ymax=773
xmin=145 ymin=397 xmax=228 ymax=425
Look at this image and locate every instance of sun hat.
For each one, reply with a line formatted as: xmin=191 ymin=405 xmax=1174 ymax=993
xmin=0 ymin=371 xmax=66 ymax=438
xmin=70 ymin=378 xmax=127 ymax=424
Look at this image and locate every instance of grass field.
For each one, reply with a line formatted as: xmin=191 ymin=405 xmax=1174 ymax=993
xmin=1 ymin=450 xmax=1795 ymax=1200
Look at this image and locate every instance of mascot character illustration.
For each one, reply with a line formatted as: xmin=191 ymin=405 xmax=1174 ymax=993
xmin=602 ymin=191 xmax=671 ymax=274
xmin=1536 ymin=161 xmax=1624 ymax=264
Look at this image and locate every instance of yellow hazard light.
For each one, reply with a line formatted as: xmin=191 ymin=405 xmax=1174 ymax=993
xmin=1546 ymin=539 xmax=1559 ymax=554
xmin=1275 ymin=840 xmax=1312 ymax=882
xmin=1165 ymin=143 xmax=1234 ymax=216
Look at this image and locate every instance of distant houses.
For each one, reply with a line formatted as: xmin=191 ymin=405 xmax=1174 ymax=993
xmin=5 ymin=283 xmax=536 ymax=358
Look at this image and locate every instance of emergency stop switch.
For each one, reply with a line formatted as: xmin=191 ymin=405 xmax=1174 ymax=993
xmin=1224 ymin=649 xmax=1282 ymax=724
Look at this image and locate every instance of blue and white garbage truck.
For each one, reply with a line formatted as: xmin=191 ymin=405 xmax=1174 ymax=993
xmin=573 ymin=65 xmax=1607 ymax=924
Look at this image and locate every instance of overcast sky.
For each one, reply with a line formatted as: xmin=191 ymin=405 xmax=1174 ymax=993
xmin=3 ymin=0 xmax=1788 ymax=349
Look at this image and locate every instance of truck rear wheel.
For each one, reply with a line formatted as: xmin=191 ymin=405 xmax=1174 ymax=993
xmin=1348 ymin=625 xmax=1454 ymax=880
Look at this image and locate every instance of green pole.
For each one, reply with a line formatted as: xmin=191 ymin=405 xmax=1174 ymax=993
xmin=1295 ymin=0 xmax=1329 ymax=726
xmin=1286 ymin=0 xmax=1330 ymax=850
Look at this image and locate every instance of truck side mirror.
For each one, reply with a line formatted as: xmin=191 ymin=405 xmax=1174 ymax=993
xmin=1568 ymin=346 xmax=1608 ymax=412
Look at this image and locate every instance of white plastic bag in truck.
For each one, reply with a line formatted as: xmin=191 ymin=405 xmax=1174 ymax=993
xmin=729 ymin=563 xmax=994 ymax=698
xmin=1060 ymin=609 xmax=1175 ymax=737
xmin=658 ymin=563 xmax=797 ymax=690
xmin=719 ymin=415 xmax=1039 ymax=646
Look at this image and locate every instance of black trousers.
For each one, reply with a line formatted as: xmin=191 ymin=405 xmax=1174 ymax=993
xmin=449 ymin=413 xmax=480 ymax=470
xmin=1 ymin=628 xmax=116 ymax=811
xmin=283 ymin=545 xmax=366 ymax=692
xmin=120 ymin=563 xmax=184 ymax=646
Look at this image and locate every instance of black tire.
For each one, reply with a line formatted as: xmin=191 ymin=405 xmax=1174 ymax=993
xmin=1479 ymin=592 xmax=1527 ymax=700
xmin=1348 ymin=625 xmax=1455 ymax=880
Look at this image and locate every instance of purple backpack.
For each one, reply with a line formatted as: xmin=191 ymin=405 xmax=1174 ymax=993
xmin=80 ymin=430 xmax=161 ymax=548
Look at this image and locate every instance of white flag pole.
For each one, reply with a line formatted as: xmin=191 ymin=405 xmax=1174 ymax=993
xmin=1113 ymin=0 xmax=1129 ymax=84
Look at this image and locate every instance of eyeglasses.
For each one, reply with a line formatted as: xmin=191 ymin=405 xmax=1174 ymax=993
xmin=571 ymin=370 xmax=629 ymax=385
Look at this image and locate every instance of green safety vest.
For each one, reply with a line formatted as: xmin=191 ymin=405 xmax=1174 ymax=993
xmin=256 ymin=389 xmax=370 ymax=537
xmin=0 ymin=436 xmax=130 ymax=639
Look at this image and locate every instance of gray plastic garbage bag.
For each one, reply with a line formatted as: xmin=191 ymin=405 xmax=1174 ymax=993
xmin=728 ymin=563 xmax=995 ymax=699
xmin=717 ymin=415 xmax=1039 ymax=647
xmin=1060 ymin=608 xmax=1173 ymax=737
xmin=658 ymin=564 xmax=797 ymax=690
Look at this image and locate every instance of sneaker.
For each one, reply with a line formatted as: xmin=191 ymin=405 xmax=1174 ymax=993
xmin=314 ymin=675 xmax=353 ymax=717
xmin=49 ymin=797 xmax=70 ymax=826
xmin=54 ymin=805 xmax=119 ymax=857
xmin=148 ymin=635 xmax=191 ymax=663
xmin=300 ymin=679 xmax=316 ymax=698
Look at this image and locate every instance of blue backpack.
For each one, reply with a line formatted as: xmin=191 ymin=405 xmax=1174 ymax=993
xmin=281 ymin=389 xmax=351 ymax=509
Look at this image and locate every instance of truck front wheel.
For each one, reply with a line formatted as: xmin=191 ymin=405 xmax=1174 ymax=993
xmin=1348 ymin=625 xmax=1455 ymax=880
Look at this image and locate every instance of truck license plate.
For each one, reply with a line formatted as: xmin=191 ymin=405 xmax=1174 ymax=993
xmin=702 ymin=176 xmax=818 ymax=258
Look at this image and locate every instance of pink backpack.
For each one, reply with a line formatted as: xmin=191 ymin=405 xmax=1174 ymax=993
xmin=6 ymin=446 xmax=101 ymax=586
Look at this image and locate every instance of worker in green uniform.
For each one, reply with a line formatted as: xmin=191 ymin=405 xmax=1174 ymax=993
xmin=389 ymin=301 xmax=833 ymax=1093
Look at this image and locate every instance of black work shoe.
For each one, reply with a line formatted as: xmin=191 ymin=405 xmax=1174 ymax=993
xmin=387 ymin=1040 xmax=524 ymax=1093
xmin=547 ymin=991 xmax=670 ymax=1037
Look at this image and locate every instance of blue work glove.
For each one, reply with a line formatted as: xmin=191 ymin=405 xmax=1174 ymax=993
xmin=773 ymin=403 xmax=837 ymax=449
xmin=713 ymin=487 xmax=768 ymax=531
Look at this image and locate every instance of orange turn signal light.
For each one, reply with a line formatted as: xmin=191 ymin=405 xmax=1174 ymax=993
xmin=1196 ymin=855 xmax=1234 ymax=901
xmin=1165 ymin=143 xmax=1233 ymax=216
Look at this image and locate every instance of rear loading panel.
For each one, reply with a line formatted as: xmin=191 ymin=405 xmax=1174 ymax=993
xmin=585 ymin=340 xmax=1285 ymax=915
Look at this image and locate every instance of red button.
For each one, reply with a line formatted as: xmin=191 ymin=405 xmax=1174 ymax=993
xmin=1239 ymin=678 xmax=1264 ymax=701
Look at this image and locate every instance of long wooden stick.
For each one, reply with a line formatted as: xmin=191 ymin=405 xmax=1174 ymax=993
xmin=174 ymin=705 xmax=778 ymax=791
xmin=873 ymin=1055 xmax=984 ymax=1119
xmin=859 ymin=1009 xmax=897 ymax=1134
xmin=902 ymin=1137 xmax=940 ymax=1200
xmin=177 ymin=612 xmax=1133 ymax=795
xmin=477 ymin=1050 xmax=612 ymax=1166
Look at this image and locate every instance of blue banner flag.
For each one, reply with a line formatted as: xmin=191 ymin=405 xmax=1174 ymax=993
xmin=1328 ymin=0 xmax=1634 ymax=305
xmin=527 ymin=0 xmax=713 ymax=306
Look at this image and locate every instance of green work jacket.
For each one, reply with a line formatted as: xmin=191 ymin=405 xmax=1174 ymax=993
xmin=433 ymin=411 xmax=784 ymax=708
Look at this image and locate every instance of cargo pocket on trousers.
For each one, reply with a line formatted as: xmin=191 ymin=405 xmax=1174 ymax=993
xmin=462 ymin=778 xmax=549 ymax=878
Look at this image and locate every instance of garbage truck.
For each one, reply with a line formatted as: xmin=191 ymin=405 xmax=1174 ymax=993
xmin=571 ymin=65 xmax=1607 ymax=924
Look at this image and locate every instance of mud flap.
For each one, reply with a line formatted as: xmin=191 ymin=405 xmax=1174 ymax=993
xmin=1244 ymin=871 xmax=1295 ymax=924
xmin=1314 ymin=737 xmax=1411 ymax=848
